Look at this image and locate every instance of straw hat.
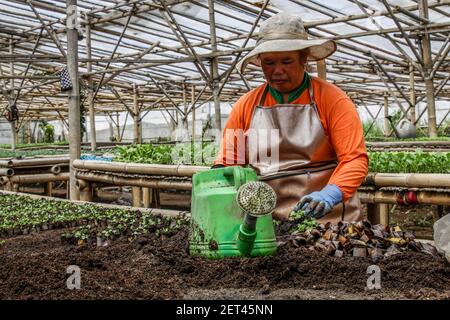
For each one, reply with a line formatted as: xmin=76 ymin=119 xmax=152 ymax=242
xmin=237 ymin=12 xmax=337 ymax=74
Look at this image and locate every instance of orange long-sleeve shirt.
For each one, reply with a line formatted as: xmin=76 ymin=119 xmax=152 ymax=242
xmin=214 ymin=76 xmax=369 ymax=201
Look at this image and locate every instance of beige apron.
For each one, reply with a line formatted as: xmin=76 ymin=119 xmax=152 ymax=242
xmin=247 ymin=83 xmax=362 ymax=224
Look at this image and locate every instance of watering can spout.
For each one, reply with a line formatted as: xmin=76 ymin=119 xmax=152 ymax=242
xmin=237 ymin=214 xmax=258 ymax=256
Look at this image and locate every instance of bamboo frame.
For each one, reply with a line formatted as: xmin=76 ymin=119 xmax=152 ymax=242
xmin=75 ymin=171 xmax=192 ymax=190
xmin=73 ymin=159 xmax=207 ymax=176
xmin=360 ymin=190 xmax=450 ymax=206
xmin=363 ymin=173 xmax=450 ymax=188
xmin=0 ymin=0 xmax=448 ymax=140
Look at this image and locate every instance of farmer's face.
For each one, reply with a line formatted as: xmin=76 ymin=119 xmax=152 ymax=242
xmin=260 ymin=51 xmax=307 ymax=93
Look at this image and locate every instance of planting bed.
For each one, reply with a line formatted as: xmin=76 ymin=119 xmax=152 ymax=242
xmin=1 ymin=194 xmax=450 ymax=300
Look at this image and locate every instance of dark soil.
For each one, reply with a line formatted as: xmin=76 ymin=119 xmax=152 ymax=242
xmin=1 ymin=227 xmax=450 ymax=300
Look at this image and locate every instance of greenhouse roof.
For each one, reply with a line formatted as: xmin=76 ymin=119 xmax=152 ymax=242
xmin=0 ymin=0 xmax=449 ymax=124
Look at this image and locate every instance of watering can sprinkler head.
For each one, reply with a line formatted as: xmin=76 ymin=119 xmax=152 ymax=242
xmin=236 ymin=181 xmax=277 ymax=256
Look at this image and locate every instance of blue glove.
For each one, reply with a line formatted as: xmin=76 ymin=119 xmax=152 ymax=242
xmin=294 ymin=184 xmax=343 ymax=219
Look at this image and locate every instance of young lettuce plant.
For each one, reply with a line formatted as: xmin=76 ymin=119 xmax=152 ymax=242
xmin=289 ymin=210 xmax=319 ymax=233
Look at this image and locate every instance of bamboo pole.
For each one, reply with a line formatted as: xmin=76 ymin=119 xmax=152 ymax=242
xmin=384 ymin=95 xmax=390 ymax=137
xmin=27 ymin=120 xmax=32 ymax=144
xmin=67 ymin=0 xmax=81 ymax=200
xmin=366 ymin=203 xmax=390 ymax=225
xmin=8 ymin=166 xmax=69 ymax=176
xmin=9 ymin=37 xmax=16 ymax=152
xmin=133 ymin=84 xmax=142 ymax=144
xmin=152 ymin=189 xmax=161 ymax=209
xmin=0 ymin=160 xmax=13 ymax=167
xmin=409 ymin=63 xmax=416 ymax=124
xmin=142 ymin=187 xmax=152 ymax=208
xmin=73 ymin=159 xmax=208 ymax=176
xmin=49 ymin=165 xmax=62 ymax=174
xmin=132 ymin=187 xmax=142 ymax=207
xmin=359 ymin=190 xmax=450 ymax=206
xmin=10 ymin=172 xmax=70 ymax=184
xmin=182 ymin=82 xmax=189 ymax=131
xmin=366 ymin=141 xmax=450 ymax=148
xmin=44 ymin=182 xmax=53 ymax=197
xmin=5 ymin=157 xmax=70 ymax=168
xmin=317 ymin=59 xmax=327 ymax=80
xmin=208 ymin=0 xmax=221 ymax=131
xmin=363 ymin=173 xmax=450 ymax=188
xmin=419 ymin=0 xmax=438 ymax=138
xmin=85 ymin=18 xmax=97 ymax=151
xmin=368 ymin=147 xmax=449 ymax=152
xmin=91 ymin=4 xmax=136 ymax=102
xmin=95 ymin=188 xmax=122 ymax=202
xmin=116 ymin=112 xmax=121 ymax=141
xmin=0 ymin=168 xmax=14 ymax=176
xmin=191 ymin=84 xmax=195 ymax=140
xmin=75 ymin=171 xmax=192 ymax=190
xmin=379 ymin=203 xmax=389 ymax=226
xmin=79 ymin=181 xmax=92 ymax=202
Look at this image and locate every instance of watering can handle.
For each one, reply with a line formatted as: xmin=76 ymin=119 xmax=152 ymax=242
xmin=223 ymin=166 xmax=245 ymax=189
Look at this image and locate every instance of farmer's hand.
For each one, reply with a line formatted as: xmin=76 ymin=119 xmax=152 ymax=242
xmin=294 ymin=184 xmax=343 ymax=219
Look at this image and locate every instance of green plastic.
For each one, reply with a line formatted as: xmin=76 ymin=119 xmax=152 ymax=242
xmin=236 ymin=221 xmax=257 ymax=257
xmin=189 ymin=166 xmax=277 ymax=259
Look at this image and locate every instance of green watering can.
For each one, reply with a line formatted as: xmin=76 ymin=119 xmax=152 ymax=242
xmin=189 ymin=166 xmax=278 ymax=259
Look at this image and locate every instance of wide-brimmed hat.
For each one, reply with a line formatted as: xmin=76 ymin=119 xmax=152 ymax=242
xmin=237 ymin=13 xmax=337 ymax=74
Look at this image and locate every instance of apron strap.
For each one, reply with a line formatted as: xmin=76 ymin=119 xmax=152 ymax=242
xmin=258 ymin=84 xmax=270 ymax=106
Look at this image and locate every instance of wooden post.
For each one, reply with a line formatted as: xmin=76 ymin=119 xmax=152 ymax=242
xmin=419 ymin=0 xmax=437 ymax=138
xmin=208 ymin=0 xmax=221 ymax=131
xmin=132 ymin=187 xmax=142 ymax=207
xmin=133 ymin=84 xmax=141 ymax=144
xmin=67 ymin=0 xmax=81 ymax=200
xmin=384 ymin=95 xmax=390 ymax=137
xmin=317 ymin=59 xmax=327 ymax=80
xmin=85 ymin=18 xmax=97 ymax=151
xmin=143 ymin=187 xmax=152 ymax=208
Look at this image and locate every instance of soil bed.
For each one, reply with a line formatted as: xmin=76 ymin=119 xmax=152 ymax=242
xmin=1 ymin=227 xmax=450 ymax=300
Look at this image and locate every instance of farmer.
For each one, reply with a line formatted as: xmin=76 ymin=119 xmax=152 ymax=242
xmin=212 ymin=13 xmax=368 ymax=224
